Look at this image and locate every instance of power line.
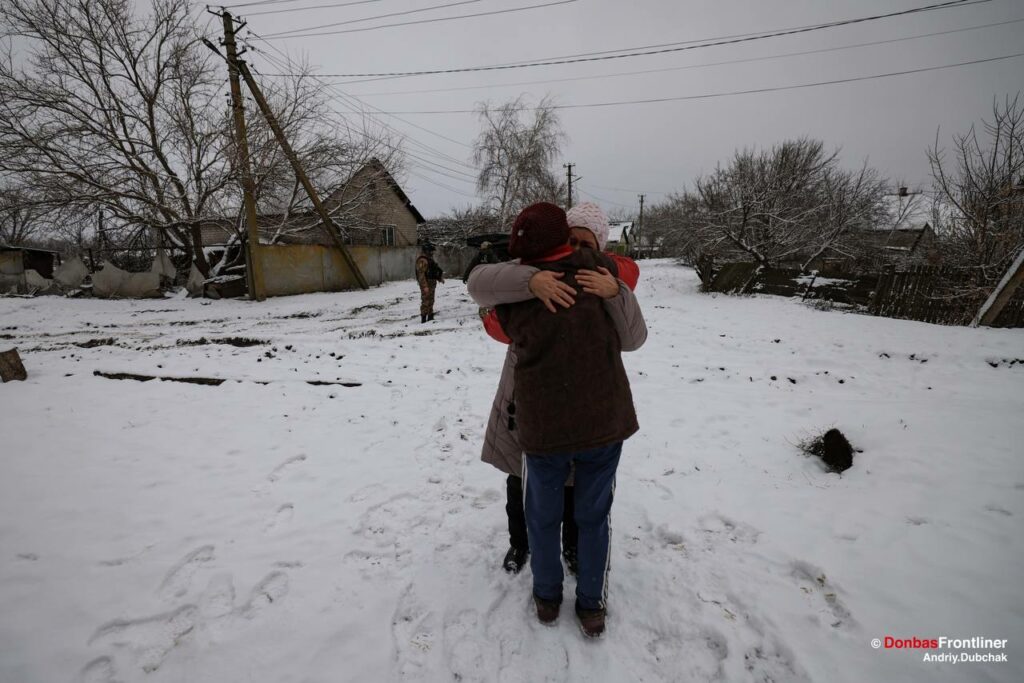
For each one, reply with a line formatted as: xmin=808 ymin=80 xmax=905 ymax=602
xmin=244 ymin=31 xmax=477 ymax=160
xmin=476 ymin=0 xmax=982 ymax=70
xmin=369 ymin=52 xmax=1024 ymax=114
xmin=588 ymin=184 xmax=671 ymax=196
xmin=245 ymin=0 xmax=389 ymax=17
xmin=407 ymin=169 xmax=479 ymax=198
xmin=258 ymin=0 xmax=579 ymax=40
xmin=261 ymin=0 xmax=481 ymax=29
xmin=224 ymin=0 xmax=384 ymax=8
xmin=577 ymin=187 xmax=635 ymax=211
xmin=332 ymin=17 xmax=1024 ymax=96
xmin=243 ymin=38 xmax=480 ymax=179
xmin=255 ymin=0 xmax=987 ymax=72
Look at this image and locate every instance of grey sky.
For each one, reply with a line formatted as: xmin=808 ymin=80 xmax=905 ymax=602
xmin=224 ymin=0 xmax=1024 ymax=217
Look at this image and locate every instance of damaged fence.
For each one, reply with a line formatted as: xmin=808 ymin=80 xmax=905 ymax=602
xmin=706 ymin=263 xmax=1024 ymax=328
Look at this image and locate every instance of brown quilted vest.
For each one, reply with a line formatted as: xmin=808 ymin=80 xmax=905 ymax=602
xmin=497 ymin=249 xmax=639 ymax=455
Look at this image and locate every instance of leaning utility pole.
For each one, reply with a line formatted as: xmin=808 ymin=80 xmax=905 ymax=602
xmin=235 ymin=60 xmax=368 ymax=290
xmin=563 ymin=162 xmax=575 ymax=209
xmin=221 ymin=11 xmax=266 ymax=301
xmin=972 ymin=246 xmax=1024 ymax=327
xmin=635 ymin=193 xmax=645 ymax=258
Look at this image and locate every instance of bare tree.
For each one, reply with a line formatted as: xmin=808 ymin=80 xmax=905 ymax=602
xmin=647 ymin=138 xmax=888 ymax=270
xmin=0 ymin=185 xmax=42 ymax=244
xmin=420 ymin=204 xmax=498 ymax=246
xmin=473 ymin=95 xmax=565 ymax=229
xmin=0 ymin=0 xmax=403 ymax=275
xmin=0 ymin=0 xmax=235 ymax=272
xmin=928 ymin=94 xmax=1024 ymax=286
xmin=798 ymin=164 xmax=888 ymax=271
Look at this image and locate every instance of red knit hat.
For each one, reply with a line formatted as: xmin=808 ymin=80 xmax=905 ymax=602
xmin=508 ymin=202 xmax=570 ymax=260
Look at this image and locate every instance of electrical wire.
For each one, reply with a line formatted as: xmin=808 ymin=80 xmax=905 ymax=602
xmin=260 ymin=0 xmax=480 ymax=27
xmin=255 ymin=0 xmax=987 ymax=71
xmin=245 ymin=29 xmax=476 ymax=156
xmin=243 ymin=39 xmax=481 ymax=183
xmin=330 ymin=17 xmax=1024 ymax=96
xmin=368 ymin=52 xmax=1024 ymax=114
xmin=258 ymin=0 xmax=578 ymax=39
xmin=577 ymin=187 xmax=636 ymax=211
xmin=223 ymin=0 xmax=384 ymax=9
xmin=244 ymin=0 xmax=388 ymax=17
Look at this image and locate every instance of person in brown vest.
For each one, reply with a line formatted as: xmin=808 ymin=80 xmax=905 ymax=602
xmin=467 ymin=206 xmax=644 ymax=577
xmin=495 ymin=202 xmax=642 ymax=638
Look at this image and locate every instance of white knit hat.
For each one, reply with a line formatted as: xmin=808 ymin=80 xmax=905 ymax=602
xmin=565 ymin=202 xmax=609 ymax=250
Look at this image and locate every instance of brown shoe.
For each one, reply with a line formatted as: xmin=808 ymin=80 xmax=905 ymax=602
xmin=575 ymin=605 xmax=606 ymax=638
xmin=534 ymin=596 xmax=561 ymax=625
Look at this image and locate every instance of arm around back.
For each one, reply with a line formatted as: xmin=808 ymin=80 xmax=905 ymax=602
xmin=603 ymin=282 xmax=647 ymax=352
xmin=466 ymin=261 xmax=539 ymax=308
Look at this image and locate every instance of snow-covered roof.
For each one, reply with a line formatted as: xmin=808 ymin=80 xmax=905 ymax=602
xmin=607 ymin=221 xmax=632 ymax=243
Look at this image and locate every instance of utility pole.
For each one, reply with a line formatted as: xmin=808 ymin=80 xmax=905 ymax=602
xmin=235 ymin=59 xmax=368 ymax=289
xmin=636 ymin=193 xmax=645 ymax=258
xmin=563 ymin=163 xmax=575 ymax=209
xmin=972 ymin=246 xmax=1024 ymax=327
xmin=221 ymin=11 xmax=266 ymax=301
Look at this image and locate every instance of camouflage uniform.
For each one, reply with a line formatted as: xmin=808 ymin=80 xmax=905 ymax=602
xmin=415 ymin=251 xmax=442 ymax=320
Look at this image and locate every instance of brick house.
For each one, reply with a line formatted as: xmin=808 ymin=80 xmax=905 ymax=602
xmin=200 ymin=159 xmax=424 ymax=249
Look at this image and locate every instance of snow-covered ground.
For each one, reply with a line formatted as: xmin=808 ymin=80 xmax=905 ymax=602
xmin=1 ymin=260 xmax=1021 ymax=683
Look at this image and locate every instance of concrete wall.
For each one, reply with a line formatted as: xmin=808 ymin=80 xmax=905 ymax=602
xmin=256 ymin=244 xmax=477 ymax=298
xmin=257 ymin=245 xmax=418 ymax=297
xmin=433 ymin=246 xmax=475 ymax=282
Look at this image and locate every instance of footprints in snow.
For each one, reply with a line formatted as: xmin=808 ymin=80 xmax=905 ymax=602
xmin=391 ymin=584 xmax=435 ymax=681
xmin=264 ymin=503 xmax=295 ymax=534
xmin=79 ymin=656 xmax=118 ymax=683
xmin=267 ymin=453 xmax=307 ymax=482
xmin=242 ymin=571 xmax=290 ymax=618
xmin=82 ymin=452 xmax=309 ymax=678
xmin=89 ymin=605 xmax=198 ymax=674
xmin=158 ymin=544 xmax=214 ymax=599
xmin=84 ymin=548 xmax=292 ymax=677
xmin=790 ymin=560 xmax=853 ymax=629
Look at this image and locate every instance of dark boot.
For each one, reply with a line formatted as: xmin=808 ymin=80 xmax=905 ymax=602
xmin=420 ymin=313 xmax=427 ymax=324
xmin=534 ymin=596 xmax=561 ymax=625
xmin=502 ymin=546 xmax=529 ymax=574
xmin=575 ymin=603 xmax=606 ymax=638
xmin=506 ymin=475 xmax=529 ymax=553
xmin=427 ymin=313 xmax=435 ymax=321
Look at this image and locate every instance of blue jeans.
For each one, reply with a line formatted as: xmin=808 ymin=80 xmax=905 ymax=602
xmin=524 ymin=442 xmax=622 ymax=611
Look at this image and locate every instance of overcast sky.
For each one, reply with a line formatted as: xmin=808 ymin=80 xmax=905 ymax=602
xmin=220 ymin=0 xmax=1024 ymax=218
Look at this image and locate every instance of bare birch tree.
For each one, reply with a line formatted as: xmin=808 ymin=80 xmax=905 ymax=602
xmin=473 ymin=95 xmax=565 ymax=229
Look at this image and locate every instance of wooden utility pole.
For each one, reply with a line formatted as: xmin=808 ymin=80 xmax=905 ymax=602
xmin=563 ymin=162 xmax=575 ymax=209
xmin=972 ymin=246 xmax=1024 ymax=327
xmin=635 ymin=193 xmax=645 ymax=258
xmin=235 ymin=60 xmax=368 ymax=290
xmin=221 ymin=11 xmax=266 ymax=301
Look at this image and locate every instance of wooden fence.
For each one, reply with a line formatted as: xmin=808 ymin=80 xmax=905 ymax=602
xmin=706 ymin=262 xmax=1024 ymax=328
xmin=870 ymin=265 xmax=1024 ymax=327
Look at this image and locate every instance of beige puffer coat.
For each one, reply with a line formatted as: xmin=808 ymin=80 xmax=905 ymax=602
xmin=467 ymin=260 xmax=647 ymax=476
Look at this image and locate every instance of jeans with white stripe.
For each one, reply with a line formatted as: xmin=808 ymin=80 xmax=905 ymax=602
xmin=524 ymin=442 xmax=622 ymax=611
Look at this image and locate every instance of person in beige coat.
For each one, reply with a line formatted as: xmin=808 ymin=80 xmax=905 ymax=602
xmin=467 ymin=202 xmax=646 ymax=576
